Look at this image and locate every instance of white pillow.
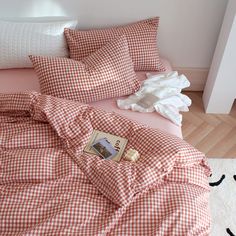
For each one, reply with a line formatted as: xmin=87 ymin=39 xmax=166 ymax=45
xmin=0 ymin=20 xmax=77 ymax=69
xmin=0 ymin=17 xmax=77 ymax=22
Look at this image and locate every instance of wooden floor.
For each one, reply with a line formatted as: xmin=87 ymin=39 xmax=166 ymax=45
xmin=182 ymin=92 xmax=236 ymax=158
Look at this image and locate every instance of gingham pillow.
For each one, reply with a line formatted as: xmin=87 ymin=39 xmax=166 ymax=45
xmin=64 ymin=17 xmax=165 ymax=71
xmin=29 ymin=35 xmax=140 ymax=103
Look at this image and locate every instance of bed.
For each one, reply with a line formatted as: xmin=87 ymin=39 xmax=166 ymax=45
xmin=0 ymin=17 xmax=210 ymax=235
xmin=0 ymin=61 xmax=211 ymax=235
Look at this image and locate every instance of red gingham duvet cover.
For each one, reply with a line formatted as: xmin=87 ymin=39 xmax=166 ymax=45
xmin=0 ymin=92 xmax=211 ymax=235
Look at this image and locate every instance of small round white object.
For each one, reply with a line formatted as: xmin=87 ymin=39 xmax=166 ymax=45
xmin=124 ymin=149 xmax=140 ymax=162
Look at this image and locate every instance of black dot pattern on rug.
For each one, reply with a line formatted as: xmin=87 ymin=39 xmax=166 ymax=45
xmin=209 ymin=174 xmax=225 ymax=187
xmin=233 ymin=175 xmax=236 ymax=181
xmin=226 ymin=228 xmax=235 ymax=236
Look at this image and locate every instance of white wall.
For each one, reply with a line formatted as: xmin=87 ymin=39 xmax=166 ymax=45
xmin=203 ymin=0 xmax=236 ymax=114
xmin=0 ymin=0 xmax=227 ymax=68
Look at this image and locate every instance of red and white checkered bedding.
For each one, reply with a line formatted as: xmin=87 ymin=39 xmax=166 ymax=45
xmin=0 ymin=92 xmax=211 ymax=235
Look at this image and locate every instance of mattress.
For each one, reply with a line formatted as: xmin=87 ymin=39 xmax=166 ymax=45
xmin=0 ymin=59 xmax=182 ymax=138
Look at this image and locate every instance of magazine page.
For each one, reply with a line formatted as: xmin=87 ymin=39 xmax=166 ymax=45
xmin=84 ymin=130 xmax=128 ymax=161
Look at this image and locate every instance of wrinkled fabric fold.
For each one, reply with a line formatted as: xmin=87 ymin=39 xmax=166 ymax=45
xmin=117 ymin=71 xmax=191 ymax=126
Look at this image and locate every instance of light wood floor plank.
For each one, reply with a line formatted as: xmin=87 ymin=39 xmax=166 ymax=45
xmin=194 ymin=113 xmax=222 ymax=126
xmin=195 ymin=123 xmax=232 ymax=154
xmin=182 ymin=92 xmax=236 ymax=158
xmin=185 ymin=123 xmax=215 ymax=146
xmin=181 ymin=120 xmax=197 ymax=137
xmin=224 ymin=144 xmax=236 ymax=157
xmin=216 ymin=114 xmax=236 ymax=127
xmin=206 ymin=128 xmax=236 ymax=157
xmin=183 ymin=111 xmax=204 ymax=126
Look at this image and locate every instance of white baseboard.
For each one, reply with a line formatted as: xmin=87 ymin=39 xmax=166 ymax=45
xmin=173 ymin=67 xmax=209 ymax=91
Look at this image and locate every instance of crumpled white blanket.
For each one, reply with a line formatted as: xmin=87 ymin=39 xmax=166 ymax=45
xmin=117 ymin=71 xmax=191 ymax=126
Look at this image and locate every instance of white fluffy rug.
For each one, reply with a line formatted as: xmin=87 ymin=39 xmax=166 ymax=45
xmin=208 ymin=158 xmax=236 ymax=236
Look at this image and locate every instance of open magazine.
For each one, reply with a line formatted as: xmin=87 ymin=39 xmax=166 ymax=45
xmin=92 ymin=138 xmax=118 ymax=159
xmin=84 ymin=130 xmax=128 ymax=161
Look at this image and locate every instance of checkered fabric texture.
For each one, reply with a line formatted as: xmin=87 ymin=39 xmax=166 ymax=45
xmin=64 ymin=17 xmax=166 ymax=72
xmin=0 ymin=92 xmax=211 ymax=235
xmin=29 ymin=35 xmax=140 ymax=104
